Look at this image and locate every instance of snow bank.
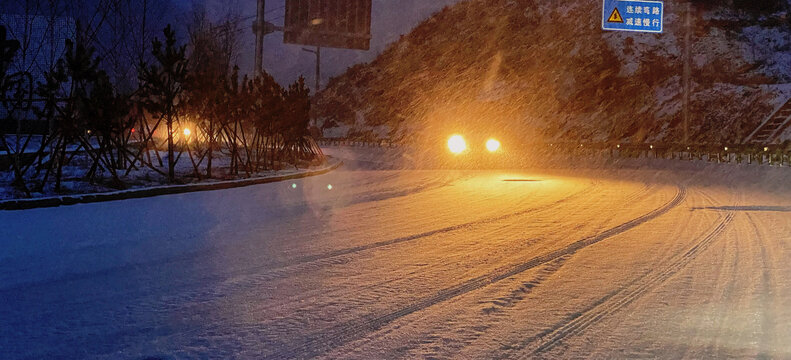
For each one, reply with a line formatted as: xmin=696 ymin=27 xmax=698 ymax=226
xmin=0 ymin=157 xmax=342 ymax=210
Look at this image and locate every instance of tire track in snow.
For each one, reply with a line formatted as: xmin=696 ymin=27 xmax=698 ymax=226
xmin=333 ymin=256 xmax=574 ymax=360
xmin=0 ymin=171 xmax=491 ymax=310
xmin=263 ymin=186 xmax=687 ymax=359
xmin=154 ymin=179 xmax=604 ymax=300
xmin=745 ymin=212 xmax=777 ymax=357
xmin=678 ymin=188 xmax=735 ymax=360
xmin=0 ymin=172 xmax=454 ymax=293
xmin=260 ymin=182 xmax=598 ymax=269
xmin=408 ymin=256 xmax=573 ymax=360
xmin=79 ymin=181 xmax=605 ymax=359
xmin=168 ymin=178 xmax=599 ymax=290
xmin=481 ymin=256 xmax=571 ymax=315
xmin=526 ymin=211 xmax=735 ymax=357
xmin=265 ymin=182 xmax=658 ymax=358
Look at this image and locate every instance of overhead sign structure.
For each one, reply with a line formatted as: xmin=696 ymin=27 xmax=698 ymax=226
xmin=602 ymin=0 xmax=664 ymax=33
xmin=284 ymin=0 xmax=372 ymax=50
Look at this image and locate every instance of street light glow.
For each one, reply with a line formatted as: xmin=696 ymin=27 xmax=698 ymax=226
xmin=486 ymin=139 xmax=501 ymax=152
xmin=448 ymin=135 xmax=467 ymax=154
xmin=183 ymin=128 xmax=192 ymax=137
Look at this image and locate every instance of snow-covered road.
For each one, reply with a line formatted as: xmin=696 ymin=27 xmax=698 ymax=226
xmin=1 ymin=148 xmax=790 ymax=359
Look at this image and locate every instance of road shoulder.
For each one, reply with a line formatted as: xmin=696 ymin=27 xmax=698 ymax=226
xmin=0 ymin=157 xmax=343 ymax=211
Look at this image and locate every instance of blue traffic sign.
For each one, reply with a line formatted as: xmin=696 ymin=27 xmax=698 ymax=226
xmin=602 ymin=0 xmax=663 ymax=33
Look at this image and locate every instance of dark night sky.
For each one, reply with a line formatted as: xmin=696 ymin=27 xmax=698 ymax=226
xmin=189 ymin=0 xmax=462 ymax=91
xmin=2 ymin=0 xmax=461 ymax=91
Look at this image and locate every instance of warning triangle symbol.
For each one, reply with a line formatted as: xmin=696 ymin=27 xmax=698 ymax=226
xmin=608 ymin=7 xmax=624 ymax=23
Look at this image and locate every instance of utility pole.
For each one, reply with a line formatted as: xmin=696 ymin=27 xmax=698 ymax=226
xmin=254 ymin=0 xmax=266 ymax=76
xmin=315 ymin=47 xmax=321 ymax=92
xmin=302 ymin=46 xmax=321 ymax=93
xmin=683 ymin=2 xmax=692 ymax=146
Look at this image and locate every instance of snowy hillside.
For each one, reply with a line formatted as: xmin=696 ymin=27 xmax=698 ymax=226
xmin=314 ymin=0 xmax=791 ymax=144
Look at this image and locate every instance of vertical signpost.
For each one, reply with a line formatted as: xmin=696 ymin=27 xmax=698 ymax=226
xmin=682 ymin=2 xmax=691 ymax=146
xmin=302 ymin=46 xmax=321 ymax=91
xmin=602 ymin=0 xmax=664 ymax=33
xmin=254 ymin=0 xmax=266 ymax=76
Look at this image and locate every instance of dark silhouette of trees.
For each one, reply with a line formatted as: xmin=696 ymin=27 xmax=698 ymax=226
xmin=137 ymin=24 xmax=188 ymax=183
xmin=0 ymin=25 xmax=36 ymax=195
xmin=1 ymin=19 xmax=324 ymax=198
xmin=282 ymin=76 xmax=315 ymax=166
xmin=34 ymin=28 xmax=134 ymax=191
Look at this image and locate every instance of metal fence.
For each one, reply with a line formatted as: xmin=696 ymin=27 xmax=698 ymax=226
xmin=317 ymin=139 xmax=791 ymax=167
xmin=317 ymin=138 xmax=401 ymax=148
xmin=547 ymin=142 xmax=791 ymax=167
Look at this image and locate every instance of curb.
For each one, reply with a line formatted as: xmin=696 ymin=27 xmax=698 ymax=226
xmin=0 ymin=159 xmax=343 ymax=211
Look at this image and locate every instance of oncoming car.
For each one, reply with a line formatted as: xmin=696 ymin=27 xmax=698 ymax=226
xmin=438 ymin=133 xmax=515 ymax=169
xmin=447 ymin=134 xmax=502 ymax=155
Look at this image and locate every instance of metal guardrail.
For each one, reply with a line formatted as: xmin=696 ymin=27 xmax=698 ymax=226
xmin=318 ymin=139 xmax=791 ymax=167
xmin=317 ymin=139 xmax=402 ymax=148
xmin=547 ymin=142 xmax=791 ymax=167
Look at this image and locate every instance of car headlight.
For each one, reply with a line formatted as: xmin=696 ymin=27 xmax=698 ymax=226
xmin=486 ymin=138 xmax=501 ymax=152
xmin=448 ymin=135 xmax=467 ymax=154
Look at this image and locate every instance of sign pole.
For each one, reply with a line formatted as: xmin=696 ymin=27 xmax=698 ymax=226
xmin=315 ymin=46 xmax=321 ymax=92
xmin=254 ymin=0 xmax=266 ymax=76
xmin=683 ymin=1 xmax=692 ymax=146
xmin=302 ymin=46 xmax=322 ymax=93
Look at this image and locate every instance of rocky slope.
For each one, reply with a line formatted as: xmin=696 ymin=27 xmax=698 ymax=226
xmin=314 ymin=0 xmax=791 ymax=144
